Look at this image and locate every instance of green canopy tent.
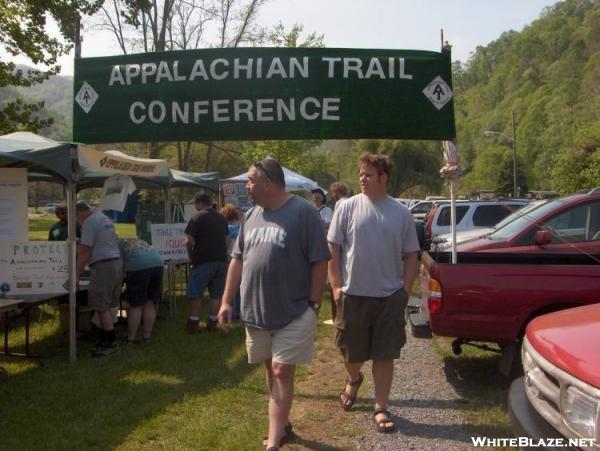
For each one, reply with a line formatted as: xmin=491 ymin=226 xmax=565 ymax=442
xmin=0 ymin=132 xmax=80 ymax=363
xmin=0 ymin=132 xmax=219 ymax=362
xmin=0 ymin=132 xmax=74 ymax=182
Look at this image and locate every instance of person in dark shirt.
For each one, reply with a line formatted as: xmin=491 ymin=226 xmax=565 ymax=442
xmin=184 ymin=192 xmax=228 ymax=333
xmin=48 ymin=203 xmax=81 ymax=241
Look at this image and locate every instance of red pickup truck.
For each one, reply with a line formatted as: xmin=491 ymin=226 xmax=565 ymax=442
xmin=509 ymin=304 xmax=600 ymax=448
xmin=410 ymin=189 xmax=600 ymax=374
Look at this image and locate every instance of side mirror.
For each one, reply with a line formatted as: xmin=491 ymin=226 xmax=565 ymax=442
xmin=534 ymin=230 xmax=552 ymax=246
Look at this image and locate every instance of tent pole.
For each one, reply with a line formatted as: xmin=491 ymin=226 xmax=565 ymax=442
xmin=68 ymin=15 xmax=81 ymax=364
xmin=67 ymin=178 xmax=77 ymax=363
xmin=164 ymin=186 xmax=176 ymax=315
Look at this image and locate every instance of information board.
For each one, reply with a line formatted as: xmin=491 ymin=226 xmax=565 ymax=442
xmin=0 ymin=241 xmax=68 ymax=295
xmin=150 ymin=223 xmax=188 ymax=262
xmin=0 ymin=168 xmax=28 ymax=241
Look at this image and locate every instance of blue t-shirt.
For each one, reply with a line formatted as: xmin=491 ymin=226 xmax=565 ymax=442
xmin=228 ymin=223 xmax=240 ymax=240
xmin=233 ymin=196 xmax=330 ymax=330
xmin=118 ymin=238 xmax=164 ymax=272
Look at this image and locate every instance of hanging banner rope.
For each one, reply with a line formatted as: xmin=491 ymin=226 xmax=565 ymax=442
xmin=73 ymin=47 xmax=456 ymax=143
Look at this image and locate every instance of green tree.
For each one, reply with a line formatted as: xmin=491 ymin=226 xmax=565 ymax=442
xmin=454 ymin=0 xmax=600 ymax=195
xmin=240 ymin=140 xmax=328 ymax=180
xmin=268 ymin=23 xmax=324 ymax=48
xmin=0 ymin=0 xmax=101 ymax=133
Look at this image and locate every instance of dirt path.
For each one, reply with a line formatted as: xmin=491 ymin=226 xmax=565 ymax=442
xmin=286 ymin=313 xmax=473 ymax=450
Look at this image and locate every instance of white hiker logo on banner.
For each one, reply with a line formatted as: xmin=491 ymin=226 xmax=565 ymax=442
xmin=423 ymin=76 xmax=453 ymax=110
xmin=75 ymin=81 xmax=99 ymax=113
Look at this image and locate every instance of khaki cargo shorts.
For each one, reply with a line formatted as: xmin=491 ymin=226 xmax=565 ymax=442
xmin=245 ymin=308 xmax=318 ymax=365
xmin=88 ymin=259 xmax=123 ymax=312
xmin=335 ymin=289 xmax=408 ymax=363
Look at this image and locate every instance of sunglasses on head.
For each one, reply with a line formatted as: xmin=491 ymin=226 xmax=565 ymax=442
xmin=253 ymin=160 xmax=272 ymax=181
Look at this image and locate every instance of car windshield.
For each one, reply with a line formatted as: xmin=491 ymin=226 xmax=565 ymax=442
xmin=488 ymin=201 xmax=545 ymax=231
xmin=487 ymin=198 xmax=565 ymax=241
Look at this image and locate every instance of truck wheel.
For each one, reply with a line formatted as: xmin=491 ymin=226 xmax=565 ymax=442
xmin=451 ymin=339 xmax=462 ymax=355
xmin=498 ymin=339 xmax=523 ymax=379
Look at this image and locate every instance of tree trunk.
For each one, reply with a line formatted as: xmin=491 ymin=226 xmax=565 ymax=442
xmin=205 ymin=141 xmax=213 ymax=172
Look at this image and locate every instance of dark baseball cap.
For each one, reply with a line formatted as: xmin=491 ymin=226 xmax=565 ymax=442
xmin=193 ymin=192 xmax=212 ymax=205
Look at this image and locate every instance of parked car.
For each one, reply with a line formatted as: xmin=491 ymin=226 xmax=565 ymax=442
xmin=395 ymin=198 xmax=422 ymax=209
xmin=410 ymin=200 xmax=436 ymax=221
xmin=423 ymin=199 xmax=529 ymax=249
xmin=431 ymin=200 xmax=545 ymax=251
xmin=410 ymin=189 xmax=600 ymax=374
xmin=509 ymin=304 xmax=600 ymax=448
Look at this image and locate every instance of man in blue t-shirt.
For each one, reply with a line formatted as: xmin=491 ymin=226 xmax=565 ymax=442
xmin=218 ymin=158 xmax=330 ymax=450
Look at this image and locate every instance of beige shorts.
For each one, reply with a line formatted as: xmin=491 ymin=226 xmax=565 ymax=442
xmin=88 ymin=259 xmax=123 ymax=312
xmin=245 ymin=307 xmax=318 ymax=365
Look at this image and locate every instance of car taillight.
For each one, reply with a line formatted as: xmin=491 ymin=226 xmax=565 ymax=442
xmin=427 ymin=278 xmax=442 ymax=314
xmin=425 ymin=208 xmax=436 ymax=239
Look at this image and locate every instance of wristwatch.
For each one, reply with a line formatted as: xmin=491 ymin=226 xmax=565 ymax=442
xmin=308 ymin=300 xmax=321 ymax=311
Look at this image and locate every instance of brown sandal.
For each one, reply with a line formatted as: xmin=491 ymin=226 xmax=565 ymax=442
xmin=373 ymin=407 xmax=395 ymax=433
xmin=339 ymin=372 xmax=364 ymax=411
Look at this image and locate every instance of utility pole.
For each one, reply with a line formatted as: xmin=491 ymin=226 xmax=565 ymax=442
xmin=511 ymin=111 xmax=517 ymax=198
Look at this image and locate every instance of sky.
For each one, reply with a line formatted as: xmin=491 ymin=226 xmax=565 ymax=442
xmin=6 ymin=0 xmax=560 ymax=76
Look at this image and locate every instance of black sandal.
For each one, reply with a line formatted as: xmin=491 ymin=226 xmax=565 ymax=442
xmin=339 ymin=372 xmax=364 ymax=411
xmin=263 ymin=422 xmax=293 ymax=449
xmin=373 ymin=407 xmax=395 ymax=433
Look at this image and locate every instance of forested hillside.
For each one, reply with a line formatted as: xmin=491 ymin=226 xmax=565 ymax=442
xmin=0 ymin=67 xmax=72 ymax=141
xmin=454 ymin=0 xmax=600 ymax=195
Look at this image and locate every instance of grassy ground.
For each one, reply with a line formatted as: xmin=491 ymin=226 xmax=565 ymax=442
xmin=4 ymin=215 xmax=360 ymax=449
xmin=28 ymin=214 xmax=137 ymax=240
xmin=0 ymin=296 xmax=360 ymax=450
xmin=432 ymin=337 xmax=516 ymax=450
xmin=3 ymin=217 xmax=516 ymax=449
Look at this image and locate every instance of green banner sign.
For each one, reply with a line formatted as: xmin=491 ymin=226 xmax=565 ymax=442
xmin=73 ymin=47 xmax=455 ymax=143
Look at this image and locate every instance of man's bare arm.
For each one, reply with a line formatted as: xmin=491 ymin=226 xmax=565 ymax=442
xmin=218 ymin=258 xmax=243 ymax=325
xmin=185 ymin=233 xmax=194 ymax=260
xmin=328 ymin=242 xmax=343 ymax=303
xmin=310 ymin=260 xmax=328 ymax=306
xmin=403 ymin=251 xmax=419 ymax=296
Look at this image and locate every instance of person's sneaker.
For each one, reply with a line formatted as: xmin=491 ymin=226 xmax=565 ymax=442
xmin=205 ymin=318 xmax=218 ymax=332
xmin=93 ymin=341 xmax=121 ymax=357
xmin=186 ymin=318 xmax=201 ymax=334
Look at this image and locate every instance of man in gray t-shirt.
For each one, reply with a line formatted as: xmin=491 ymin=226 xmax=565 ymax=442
xmin=76 ymin=202 xmax=123 ymax=357
xmin=328 ymin=154 xmax=419 ymax=434
xmin=219 ymin=158 xmax=330 ymax=450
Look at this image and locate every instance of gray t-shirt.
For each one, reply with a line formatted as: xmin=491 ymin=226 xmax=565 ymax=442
xmin=328 ymin=193 xmax=420 ymax=297
xmin=80 ymin=211 xmax=121 ymax=264
xmin=233 ymin=195 xmax=330 ymax=330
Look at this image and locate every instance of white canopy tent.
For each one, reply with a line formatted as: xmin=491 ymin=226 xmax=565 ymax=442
xmin=221 ymin=163 xmax=323 ymax=192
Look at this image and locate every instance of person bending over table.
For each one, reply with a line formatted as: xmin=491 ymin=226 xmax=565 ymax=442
xmin=118 ymin=238 xmax=164 ymax=344
xmin=75 ymin=202 xmax=123 ymax=357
